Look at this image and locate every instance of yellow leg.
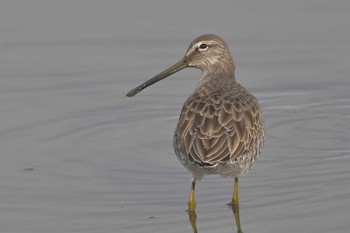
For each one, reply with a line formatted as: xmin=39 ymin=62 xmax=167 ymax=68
xmin=232 ymin=177 xmax=239 ymax=206
xmin=188 ymin=179 xmax=196 ymax=211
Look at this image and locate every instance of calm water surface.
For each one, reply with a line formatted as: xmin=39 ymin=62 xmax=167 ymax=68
xmin=0 ymin=1 xmax=349 ymax=233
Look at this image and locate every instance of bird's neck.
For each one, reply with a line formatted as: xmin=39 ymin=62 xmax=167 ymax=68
xmin=201 ymin=55 xmax=235 ymax=79
xmin=199 ymin=64 xmax=235 ymax=83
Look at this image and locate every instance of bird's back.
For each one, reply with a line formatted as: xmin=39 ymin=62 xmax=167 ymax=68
xmin=173 ymin=78 xmax=265 ymax=178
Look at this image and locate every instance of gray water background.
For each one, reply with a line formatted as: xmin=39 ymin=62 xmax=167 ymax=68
xmin=1 ymin=1 xmax=349 ymax=232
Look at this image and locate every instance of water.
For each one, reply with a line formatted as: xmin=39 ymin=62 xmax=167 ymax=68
xmin=1 ymin=1 xmax=349 ymax=232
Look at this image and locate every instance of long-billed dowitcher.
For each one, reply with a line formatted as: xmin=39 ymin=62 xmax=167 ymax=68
xmin=126 ymin=34 xmax=265 ymax=211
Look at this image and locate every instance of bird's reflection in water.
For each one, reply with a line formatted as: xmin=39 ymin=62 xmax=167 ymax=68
xmin=187 ymin=204 xmax=243 ymax=233
xmin=188 ymin=210 xmax=198 ymax=233
xmin=230 ymin=204 xmax=243 ymax=233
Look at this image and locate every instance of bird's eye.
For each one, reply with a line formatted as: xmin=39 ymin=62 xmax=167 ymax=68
xmin=199 ymin=43 xmax=208 ymax=49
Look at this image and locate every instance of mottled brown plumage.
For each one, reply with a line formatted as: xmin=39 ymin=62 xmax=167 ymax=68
xmin=127 ymin=34 xmax=265 ymax=210
xmin=175 ymin=81 xmax=263 ymax=167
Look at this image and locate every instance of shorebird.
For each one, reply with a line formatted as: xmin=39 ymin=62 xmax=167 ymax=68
xmin=126 ymin=34 xmax=265 ymax=211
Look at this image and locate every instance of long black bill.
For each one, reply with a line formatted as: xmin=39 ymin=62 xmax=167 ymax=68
xmin=126 ymin=56 xmax=189 ymax=97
